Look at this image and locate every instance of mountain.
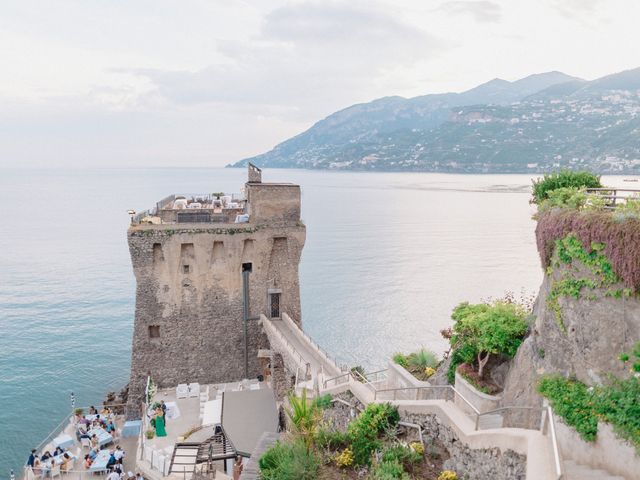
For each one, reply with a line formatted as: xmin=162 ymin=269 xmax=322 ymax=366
xmin=229 ymin=68 xmax=640 ymax=173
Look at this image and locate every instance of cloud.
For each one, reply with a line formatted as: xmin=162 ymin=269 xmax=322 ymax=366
xmin=117 ymin=1 xmax=444 ymax=120
xmin=550 ymin=0 xmax=603 ymax=17
xmin=438 ymin=1 xmax=502 ymax=23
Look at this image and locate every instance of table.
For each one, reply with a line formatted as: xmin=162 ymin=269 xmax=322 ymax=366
xmin=89 ymin=450 xmax=111 ymax=473
xmin=53 ymin=433 xmax=75 ymax=450
xmin=164 ymin=401 xmax=181 ymax=420
xmin=88 ymin=427 xmax=113 ymax=447
xmin=121 ymin=420 xmax=141 ymax=438
xmin=86 ymin=413 xmax=111 ymax=422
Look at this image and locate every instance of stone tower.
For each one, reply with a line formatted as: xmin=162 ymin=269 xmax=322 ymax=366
xmin=126 ymin=165 xmax=305 ymax=412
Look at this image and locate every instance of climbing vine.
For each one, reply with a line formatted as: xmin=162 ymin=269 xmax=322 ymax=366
xmin=546 ymin=234 xmax=625 ymax=332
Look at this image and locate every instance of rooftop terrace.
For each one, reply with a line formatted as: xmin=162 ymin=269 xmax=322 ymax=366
xmin=131 ymin=193 xmax=247 ymax=226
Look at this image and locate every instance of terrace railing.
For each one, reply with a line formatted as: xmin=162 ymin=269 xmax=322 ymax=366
xmin=585 ymin=187 xmax=640 ymax=208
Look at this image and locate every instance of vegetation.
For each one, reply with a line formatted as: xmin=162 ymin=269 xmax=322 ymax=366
xmin=619 ymin=342 xmax=640 ymax=374
xmin=536 ymin=209 xmax=640 ymax=291
xmin=261 ymin=399 xmax=435 ymax=479
xmin=393 ymin=349 xmax=439 ymax=381
xmin=285 ymin=388 xmax=321 ymax=452
xmin=438 ymin=471 xmax=459 ymax=480
xmin=348 ymin=403 xmax=400 ymax=465
xmin=544 ymin=234 xmax=624 ymax=331
xmin=531 ymin=170 xmax=602 ymax=205
xmin=259 ymin=439 xmax=321 ymax=480
xmin=539 ymin=375 xmax=640 ymax=451
xmin=312 ymin=393 xmax=333 ymax=410
xmin=449 ymin=301 xmax=528 ymax=379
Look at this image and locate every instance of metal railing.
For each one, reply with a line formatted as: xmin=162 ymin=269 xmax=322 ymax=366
xmin=322 ymin=371 xmax=352 ymax=389
xmin=585 ymin=187 xmax=640 ymax=208
xmin=545 ymin=406 xmax=563 ymax=479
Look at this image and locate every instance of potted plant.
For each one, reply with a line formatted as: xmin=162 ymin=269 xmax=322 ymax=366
xmin=145 ymin=429 xmax=155 ymax=440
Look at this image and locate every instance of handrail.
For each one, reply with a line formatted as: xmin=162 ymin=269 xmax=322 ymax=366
xmin=281 ymin=313 xmax=340 ymax=373
xmin=322 ymin=372 xmax=351 ymax=389
xmin=547 ymin=406 xmax=563 ymax=479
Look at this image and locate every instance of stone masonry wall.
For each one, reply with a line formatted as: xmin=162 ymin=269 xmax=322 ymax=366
xmin=403 ymin=412 xmax=527 ymax=480
xmin=127 ymin=221 xmax=305 ymax=415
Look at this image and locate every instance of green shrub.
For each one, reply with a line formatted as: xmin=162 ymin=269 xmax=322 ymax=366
xmin=447 ymin=344 xmax=477 ymax=384
xmin=259 ymin=439 xmax=321 ymax=480
xmin=408 ymin=349 xmax=439 ymax=369
xmin=368 ymin=459 xmax=410 ymax=480
xmin=595 ymin=377 xmax=640 ymax=450
xmin=351 ymin=365 xmax=366 ymax=381
xmin=316 ymin=429 xmax=350 ymax=450
xmin=312 ymin=394 xmax=332 ymax=409
xmin=539 ymin=376 xmax=597 ymax=441
xmin=392 ymin=353 xmax=409 ymax=369
xmin=347 ymin=403 xmax=400 ymax=465
xmin=381 ymin=444 xmax=422 ymax=470
xmin=539 ymin=375 xmax=640 ymax=451
xmin=531 ymin=170 xmax=601 ymax=204
xmin=450 ymin=301 xmax=528 ymax=378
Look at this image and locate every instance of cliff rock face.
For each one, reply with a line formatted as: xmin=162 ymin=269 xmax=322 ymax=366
xmin=501 ymin=254 xmax=640 ymax=410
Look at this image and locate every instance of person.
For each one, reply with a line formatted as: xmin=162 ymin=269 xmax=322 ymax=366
xmin=91 ymin=434 xmax=99 ymax=448
xmin=113 ymin=446 xmax=125 ymax=463
xmin=100 ymin=406 xmax=110 ymax=415
xmin=41 ymin=451 xmax=52 ymax=461
xmin=78 ymin=423 xmax=90 ymax=439
xmin=232 ymin=456 xmax=243 ymax=480
xmin=60 ymin=453 xmax=72 ymax=472
xmin=106 ymin=420 xmax=116 ymax=433
xmin=27 ymin=449 xmax=36 ymax=468
xmin=83 ymin=454 xmax=93 ymax=469
xmin=154 ymin=408 xmax=167 ymax=437
xmin=89 ymin=406 xmax=97 ymax=415
xmin=32 ymin=457 xmax=43 ymax=476
xmin=127 ymin=472 xmax=135 ymax=480
xmin=54 ymin=446 xmax=64 ymax=456
xmin=88 ymin=448 xmax=98 ymax=461
xmin=107 ymin=469 xmax=121 ymax=480
xmin=160 ymin=400 xmax=167 ymax=417
xmin=79 ymin=415 xmax=90 ymax=426
xmin=106 ymin=451 xmax=117 ymax=470
xmin=135 ymin=473 xmax=144 ymax=480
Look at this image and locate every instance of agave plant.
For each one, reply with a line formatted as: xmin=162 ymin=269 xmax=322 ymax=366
xmin=408 ymin=348 xmax=439 ymax=370
xmin=286 ymin=388 xmax=321 ymax=452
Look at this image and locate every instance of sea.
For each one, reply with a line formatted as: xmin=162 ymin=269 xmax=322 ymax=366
xmin=0 ymin=168 xmax=632 ymax=475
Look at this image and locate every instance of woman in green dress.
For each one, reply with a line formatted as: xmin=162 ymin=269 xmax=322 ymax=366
xmin=155 ymin=408 xmax=167 ymax=437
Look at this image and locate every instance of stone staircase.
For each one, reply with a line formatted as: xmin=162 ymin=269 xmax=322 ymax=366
xmin=563 ymin=460 xmax=626 ymax=480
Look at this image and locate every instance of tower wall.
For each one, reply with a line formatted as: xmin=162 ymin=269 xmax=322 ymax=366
xmin=126 ymin=181 xmax=305 ymax=414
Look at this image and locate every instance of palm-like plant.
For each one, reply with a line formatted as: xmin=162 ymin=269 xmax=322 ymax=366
xmin=286 ymin=388 xmax=321 ymax=452
xmin=408 ymin=349 xmax=439 ymax=370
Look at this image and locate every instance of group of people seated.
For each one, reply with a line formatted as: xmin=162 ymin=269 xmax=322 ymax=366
xmin=83 ymin=445 xmax=125 ymax=470
xmin=27 ymin=448 xmax=74 ymax=477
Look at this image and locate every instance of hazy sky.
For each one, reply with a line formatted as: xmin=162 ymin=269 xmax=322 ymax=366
xmin=1 ymin=0 xmax=638 ymax=168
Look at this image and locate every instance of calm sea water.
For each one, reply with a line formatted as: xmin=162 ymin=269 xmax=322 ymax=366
xmin=6 ymin=167 xmax=628 ymax=475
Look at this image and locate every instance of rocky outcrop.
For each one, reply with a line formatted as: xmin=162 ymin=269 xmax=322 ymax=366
xmin=502 ymin=262 xmax=640 ymax=411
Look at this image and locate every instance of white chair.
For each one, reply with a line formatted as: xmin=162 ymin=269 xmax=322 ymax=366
xmin=176 ymin=384 xmax=189 ymax=399
xmin=50 ymin=464 xmax=61 ymax=480
xmin=188 ymin=383 xmax=200 ymax=397
xmin=81 ymin=438 xmax=91 ymax=450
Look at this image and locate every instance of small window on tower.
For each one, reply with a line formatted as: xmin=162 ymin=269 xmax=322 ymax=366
xmin=183 ymin=264 xmax=190 ymax=274
xmin=148 ymin=325 xmax=160 ymax=340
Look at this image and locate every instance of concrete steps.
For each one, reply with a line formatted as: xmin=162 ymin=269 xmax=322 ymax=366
xmin=476 ymin=413 xmax=503 ymax=429
xmin=563 ymin=460 xmax=626 ymax=480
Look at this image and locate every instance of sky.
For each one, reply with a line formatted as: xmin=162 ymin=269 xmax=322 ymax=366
xmin=1 ymin=0 xmax=639 ymax=168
